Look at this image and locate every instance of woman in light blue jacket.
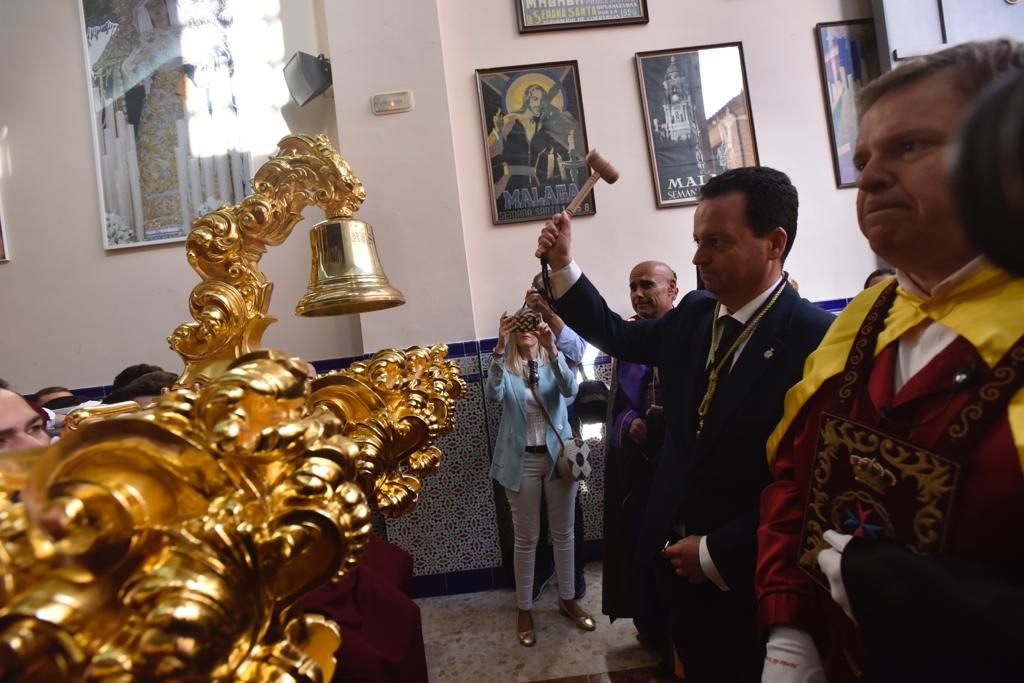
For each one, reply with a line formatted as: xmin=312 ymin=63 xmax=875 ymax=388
xmin=485 ymin=312 xmax=594 ymax=647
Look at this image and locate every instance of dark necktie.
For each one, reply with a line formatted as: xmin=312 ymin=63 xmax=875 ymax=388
xmin=712 ymin=315 xmax=744 ymax=370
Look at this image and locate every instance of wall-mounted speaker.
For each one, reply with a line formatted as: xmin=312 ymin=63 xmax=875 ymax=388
xmin=283 ymin=52 xmax=332 ymax=107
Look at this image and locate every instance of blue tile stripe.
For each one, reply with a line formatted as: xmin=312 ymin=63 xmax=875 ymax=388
xmin=815 ymin=297 xmax=853 ymax=313
xmin=73 ymin=385 xmax=112 ymax=399
xmin=410 ymin=567 xmax=511 ymax=599
xmin=62 ymin=297 xmax=854 ymax=596
xmin=68 ymin=300 xmax=849 ymax=397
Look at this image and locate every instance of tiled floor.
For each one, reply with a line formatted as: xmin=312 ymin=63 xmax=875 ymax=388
xmin=528 ymin=668 xmax=672 ymax=682
xmin=417 ymin=563 xmax=676 ymax=682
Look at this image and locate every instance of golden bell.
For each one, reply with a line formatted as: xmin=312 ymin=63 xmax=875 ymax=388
xmin=296 ymin=217 xmax=406 ymax=316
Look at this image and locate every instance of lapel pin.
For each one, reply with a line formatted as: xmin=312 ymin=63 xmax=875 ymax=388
xmin=763 ymin=348 xmax=775 ymax=359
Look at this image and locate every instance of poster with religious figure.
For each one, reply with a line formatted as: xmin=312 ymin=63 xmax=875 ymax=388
xmin=476 ymin=61 xmax=596 ymax=225
xmin=79 ymin=0 xmax=254 ymax=249
xmin=636 ymin=43 xmax=759 ymax=208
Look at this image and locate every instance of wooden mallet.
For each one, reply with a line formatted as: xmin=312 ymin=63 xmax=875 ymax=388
xmin=534 ymin=148 xmax=620 ymax=258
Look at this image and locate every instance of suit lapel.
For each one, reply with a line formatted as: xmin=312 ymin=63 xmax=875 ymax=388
xmin=694 ymin=286 xmax=798 ymax=452
xmin=683 ymin=312 xmax=714 ymax=414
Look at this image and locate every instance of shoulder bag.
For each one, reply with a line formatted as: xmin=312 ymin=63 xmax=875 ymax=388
xmin=527 ymin=384 xmax=591 ymax=481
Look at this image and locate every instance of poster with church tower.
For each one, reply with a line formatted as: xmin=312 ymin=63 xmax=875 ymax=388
xmin=636 ymin=43 xmax=758 ymax=208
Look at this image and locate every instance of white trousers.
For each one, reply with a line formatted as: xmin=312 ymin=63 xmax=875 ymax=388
xmin=504 ymin=451 xmax=579 ymax=610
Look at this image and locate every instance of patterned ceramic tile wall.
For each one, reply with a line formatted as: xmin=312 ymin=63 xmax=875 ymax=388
xmin=64 ymin=300 xmax=848 ymax=592
xmin=580 ymin=356 xmax=612 ymax=542
xmin=479 ymin=349 xmax=516 ymax=577
xmin=578 ymin=438 xmax=605 ymax=542
xmin=386 ymin=342 xmax=613 ymax=578
xmin=63 ymin=342 xmax=652 ymax=585
xmin=384 ymin=343 xmax=503 ymax=577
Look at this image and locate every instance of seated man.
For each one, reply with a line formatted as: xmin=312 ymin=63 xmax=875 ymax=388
xmin=103 ymin=371 xmax=178 ymax=406
xmin=0 ymin=389 xmax=50 ymax=463
xmin=31 ymin=386 xmax=74 ymax=407
xmin=0 ymin=389 xmax=55 ymax=518
xmin=111 ymin=364 xmax=165 ymax=393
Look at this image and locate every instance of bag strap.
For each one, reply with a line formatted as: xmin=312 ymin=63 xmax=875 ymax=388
xmin=527 ymin=383 xmax=565 ymax=458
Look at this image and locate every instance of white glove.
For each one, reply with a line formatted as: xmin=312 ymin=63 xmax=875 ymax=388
xmin=762 ymin=626 xmax=826 ymax=683
xmin=817 ymin=529 xmax=857 ymax=623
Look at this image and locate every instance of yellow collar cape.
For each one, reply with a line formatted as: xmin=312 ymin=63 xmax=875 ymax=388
xmin=766 ymin=264 xmax=1024 ymax=474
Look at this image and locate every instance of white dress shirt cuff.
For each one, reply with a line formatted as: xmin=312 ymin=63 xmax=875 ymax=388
xmin=698 ymin=535 xmax=730 ymax=591
xmin=547 ymin=260 xmax=582 ymax=299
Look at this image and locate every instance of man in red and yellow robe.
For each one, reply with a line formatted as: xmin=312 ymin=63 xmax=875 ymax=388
xmin=757 ymin=264 xmax=1024 ymax=681
xmin=756 ymin=39 xmax=1024 ymax=683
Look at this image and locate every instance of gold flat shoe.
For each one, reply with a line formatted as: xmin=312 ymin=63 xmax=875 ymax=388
xmin=517 ymin=628 xmax=536 ymax=647
xmin=558 ymin=600 xmax=596 ymax=632
xmin=517 ymin=611 xmax=536 ymax=647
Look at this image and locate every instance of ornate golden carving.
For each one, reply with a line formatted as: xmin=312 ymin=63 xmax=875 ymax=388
xmin=0 ymin=136 xmax=465 ymax=680
xmin=61 ymin=401 xmax=150 ymax=433
xmin=168 ymin=134 xmax=366 ymax=386
xmin=311 ymin=344 xmax=464 ymax=517
xmin=0 ymin=348 xmax=464 ymax=680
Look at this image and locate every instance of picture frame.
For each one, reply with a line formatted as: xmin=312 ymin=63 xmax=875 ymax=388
xmin=635 ymin=43 xmax=759 ymax=208
xmin=77 ymin=0 xmax=254 ymax=250
xmin=515 ymin=0 xmax=649 ymax=33
xmin=0 ymin=190 xmax=8 ymax=263
xmin=476 ymin=60 xmax=596 ymax=225
xmin=815 ymin=19 xmax=882 ymax=188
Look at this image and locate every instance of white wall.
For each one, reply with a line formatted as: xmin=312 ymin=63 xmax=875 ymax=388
xmin=0 ymin=0 xmax=360 ymax=394
xmin=321 ymin=0 xmax=477 ymax=352
xmin=1 ymin=0 xmax=881 ymax=393
xmin=437 ymin=0 xmax=877 ymax=334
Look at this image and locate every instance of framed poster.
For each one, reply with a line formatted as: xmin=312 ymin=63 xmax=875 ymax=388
xmin=476 ymin=61 xmax=596 ymax=225
xmin=78 ymin=0 xmax=254 ymax=249
xmin=635 ymin=43 xmax=758 ymax=208
xmin=0 ymin=192 xmax=8 ymax=263
xmin=815 ymin=19 xmax=881 ymax=188
xmin=515 ymin=0 xmax=649 ymax=33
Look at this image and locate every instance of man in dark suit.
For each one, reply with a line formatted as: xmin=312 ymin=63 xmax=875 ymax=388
xmin=536 ymin=166 xmax=833 ymax=682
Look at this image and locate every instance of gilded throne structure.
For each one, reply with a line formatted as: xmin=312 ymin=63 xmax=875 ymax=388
xmin=0 ymin=134 xmax=463 ymax=681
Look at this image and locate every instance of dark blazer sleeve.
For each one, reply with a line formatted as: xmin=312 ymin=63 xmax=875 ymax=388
xmin=843 ymin=539 xmax=1024 ymax=682
xmin=556 ymin=273 xmax=706 ymax=366
xmin=706 ymin=504 xmax=763 ymax=590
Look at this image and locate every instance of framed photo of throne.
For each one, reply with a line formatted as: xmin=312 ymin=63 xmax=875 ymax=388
xmin=77 ymin=0 xmax=256 ymax=249
xmin=635 ymin=43 xmax=759 ymax=208
xmin=475 ymin=60 xmax=596 ymax=225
